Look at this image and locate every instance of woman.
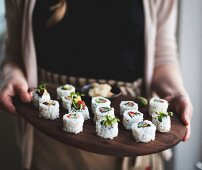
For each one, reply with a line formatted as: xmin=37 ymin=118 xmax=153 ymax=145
xmin=0 ymin=0 xmax=193 ymax=169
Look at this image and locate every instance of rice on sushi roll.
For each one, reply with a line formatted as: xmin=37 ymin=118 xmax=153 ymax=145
xmin=57 ymin=84 xmax=75 ymax=100
xmin=71 ymin=106 xmax=90 ymax=120
xmin=119 ymin=101 xmax=138 ymax=115
xmin=96 ymin=114 xmax=119 ymax=139
xmin=132 ymin=120 xmax=156 ymax=143
xmin=91 ymin=96 xmax=111 ymax=114
xmin=152 ymin=112 xmax=173 ymax=132
xmin=71 ymin=92 xmax=90 ymax=120
xmin=61 ymin=96 xmax=72 ymax=112
xmin=149 ymin=97 xmax=168 ymax=116
xmin=32 ymin=83 xmax=50 ymax=108
xmin=123 ymin=110 xmax=144 ymax=130
xmin=94 ymin=106 xmax=114 ymax=122
xmin=63 ymin=113 xmax=84 ymax=134
xmin=39 ymin=100 xmax=59 ymax=120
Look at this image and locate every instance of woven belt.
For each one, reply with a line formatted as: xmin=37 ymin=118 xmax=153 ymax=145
xmin=38 ymin=68 xmax=143 ymax=97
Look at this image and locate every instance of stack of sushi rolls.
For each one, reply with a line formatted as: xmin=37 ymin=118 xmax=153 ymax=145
xmin=70 ymin=92 xmax=90 ymax=120
xmin=32 ymin=83 xmax=51 ymax=108
xmin=149 ymin=97 xmax=168 ymax=116
xmin=123 ymin=110 xmax=144 ymax=130
xmin=96 ymin=114 xmax=119 ymax=139
xmin=152 ymin=111 xmax=173 ymax=132
xmin=63 ymin=113 xmax=84 ymax=134
xmin=132 ymin=120 xmax=156 ymax=143
xmin=94 ymin=106 xmax=114 ymax=122
xmin=61 ymin=96 xmax=72 ymax=112
xmin=91 ymin=96 xmax=111 ymax=114
xmin=119 ymin=101 xmax=138 ymax=115
xmin=57 ymin=84 xmax=75 ymax=100
xmin=39 ymin=100 xmax=60 ymax=120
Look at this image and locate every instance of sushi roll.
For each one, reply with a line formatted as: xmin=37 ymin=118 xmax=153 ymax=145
xmin=132 ymin=120 xmax=156 ymax=143
xmin=152 ymin=112 xmax=173 ymax=132
xmin=91 ymin=96 xmax=111 ymax=114
xmin=32 ymin=83 xmax=51 ymax=108
xmin=71 ymin=106 xmax=90 ymax=120
xmin=61 ymin=96 xmax=72 ymax=112
xmin=149 ymin=97 xmax=168 ymax=116
xmin=123 ymin=110 xmax=144 ymax=130
xmin=96 ymin=114 xmax=119 ymax=139
xmin=71 ymin=92 xmax=90 ymax=120
xmin=57 ymin=84 xmax=75 ymax=100
xmin=39 ymin=100 xmax=59 ymax=120
xmin=63 ymin=113 xmax=84 ymax=134
xmin=119 ymin=101 xmax=138 ymax=115
xmin=94 ymin=106 xmax=114 ymax=122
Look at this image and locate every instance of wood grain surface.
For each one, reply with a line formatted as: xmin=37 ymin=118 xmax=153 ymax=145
xmin=13 ymin=85 xmax=186 ymax=157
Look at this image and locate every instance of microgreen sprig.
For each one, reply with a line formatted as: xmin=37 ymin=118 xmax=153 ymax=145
xmin=101 ymin=115 xmax=120 ymax=127
xmin=37 ymin=83 xmax=46 ymax=96
xmin=70 ymin=92 xmax=85 ymax=110
xmin=155 ymin=111 xmax=174 ymax=122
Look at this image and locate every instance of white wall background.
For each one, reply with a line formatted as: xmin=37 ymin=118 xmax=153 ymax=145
xmin=175 ymin=0 xmax=202 ymax=170
xmin=0 ymin=0 xmax=5 ymax=35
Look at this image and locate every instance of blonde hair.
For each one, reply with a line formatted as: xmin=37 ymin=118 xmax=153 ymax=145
xmin=47 ymin=0 xmax=67 ymax=27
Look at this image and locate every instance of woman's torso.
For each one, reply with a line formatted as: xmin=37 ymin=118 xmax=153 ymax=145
xmin=33 ymin=0 xmax=145 ymax=82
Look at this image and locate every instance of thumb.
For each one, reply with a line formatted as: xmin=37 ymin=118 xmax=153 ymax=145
xmin=14 ymin=83 xmax=31 ymax=103
xmin=179 ymin=101 xmax=192 ymax=126
xmin=165 ymin=95 xmax=192 ymax=126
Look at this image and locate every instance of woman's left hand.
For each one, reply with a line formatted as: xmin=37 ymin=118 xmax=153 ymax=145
xmin=165 ymin=94 xmax=193 ymax=142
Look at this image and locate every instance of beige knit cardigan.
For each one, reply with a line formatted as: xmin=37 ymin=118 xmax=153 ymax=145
xmin=3 ymin=0 xmax=178 ymax=168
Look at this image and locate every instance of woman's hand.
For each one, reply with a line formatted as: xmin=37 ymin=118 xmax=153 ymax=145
xmin=0 ymin=66 xmax=31 ymax=114
xmin=165 ymin=94 xmax=193 ymax=142
xmin=152 ymin=65 xmax=193 ymax=142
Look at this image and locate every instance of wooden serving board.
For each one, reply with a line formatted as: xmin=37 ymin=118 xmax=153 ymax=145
xmin=14 ymin=85 xmax=186 ymax=157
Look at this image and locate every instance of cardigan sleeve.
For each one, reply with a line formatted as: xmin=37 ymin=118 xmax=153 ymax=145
xmin=155 ymin=0 xmax=179 ymax=66
xmin=0 ymin=0 xmax=24 ymax=69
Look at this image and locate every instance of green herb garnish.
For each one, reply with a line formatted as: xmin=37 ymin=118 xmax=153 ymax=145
xmin=155 ymin=111 xmax=173 ymax=122
xmin=70 ymin=92 xmax=85 ymax=99
xmin=157 ymin=113 xmax=167 ymax=122
xmin=37 ymin=83 xmax=46 ymax=96
xmin=70 ymin=92 xmax=85 ymax=110
xmin=101 ymin=115 xmax=119 ymax=127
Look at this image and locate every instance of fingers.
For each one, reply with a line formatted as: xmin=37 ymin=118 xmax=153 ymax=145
xmin=180 ymin=101 xmax=192 ymax=141
xmin=166 ymin=95 xmax=192 ymax=124
xmin=180 ymin=103 xmax=192 ymax=125
xmin=164 ymin=94 xmax=193 ymax=141
xmin=177 ymin=96 xmax=193 ymax=126
xmin=0 ymin=81 xmax=31 ymax=114
xmin=14 ymin=83 xmax=31 ymax=103
xmin=182 ymin=125 xmax=191 ymax=142
xmin=0 ymin=86 xmax=16 ymax=113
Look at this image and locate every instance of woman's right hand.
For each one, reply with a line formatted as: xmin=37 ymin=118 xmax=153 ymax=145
xmin=0 ymin=65 xmax=31 ymax=114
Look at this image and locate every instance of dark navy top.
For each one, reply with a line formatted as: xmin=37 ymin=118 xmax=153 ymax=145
xmin=33 ymin=0 xmax=144 ymax=82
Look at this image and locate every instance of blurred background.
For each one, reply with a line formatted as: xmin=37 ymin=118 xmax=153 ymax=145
xmin=0 ymin=1 xmax=22 ymax=170
xmin=0 ymin=0 xmax=202 ymax=170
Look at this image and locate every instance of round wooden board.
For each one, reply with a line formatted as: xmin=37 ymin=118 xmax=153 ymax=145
xmin=14 ymin=86 xmax=186 ymax=157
